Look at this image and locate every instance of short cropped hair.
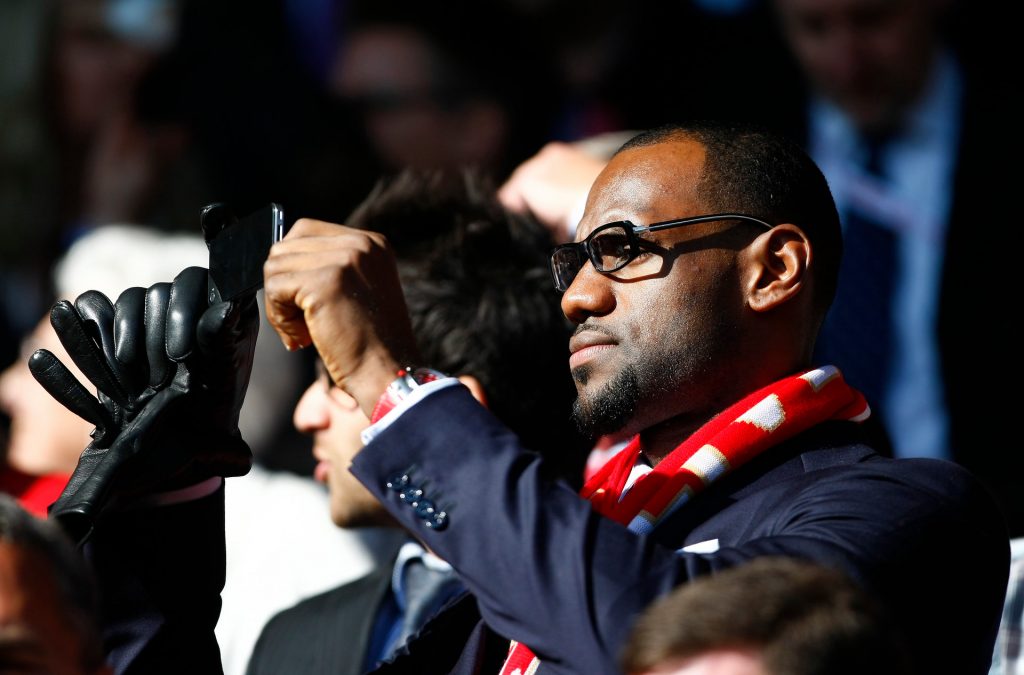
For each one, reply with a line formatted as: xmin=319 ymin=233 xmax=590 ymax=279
xmin=0 ymin=495 xmax=104 ymax=670
xmin=347 ymin=170 xmax=587 ymax=484
xmin=619 ymin=122 xmax=842 ymax=316
xmin=620 ymin=557 xmax=911 ymax=675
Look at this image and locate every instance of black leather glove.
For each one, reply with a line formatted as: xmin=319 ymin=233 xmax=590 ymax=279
xmin=30 ymin=266 xmax=257 ymax=545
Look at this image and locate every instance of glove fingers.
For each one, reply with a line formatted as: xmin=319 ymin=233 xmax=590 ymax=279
xmin=28 ymin=349 xmax=114 ymax=438
xmin=74 ymin=290 xmax=117 ymax=362
xmin=200 ymin=202 xmax=236 ymax=245
xmin=114 ymin=286 xmax=149 ymax=392
xmin=48 ymin=447 xmax=109 ymax=547
xmin=49 ymin=300 xmax=132 ymax=409
xmin=145 ymin=282 xmax=173 ymax=387
xmin=196 ymin=295 xmax=258 ymax=354
xmin=167 ymin=266 xmax=210 ymax=361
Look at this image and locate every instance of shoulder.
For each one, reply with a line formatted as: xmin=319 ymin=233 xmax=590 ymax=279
xmin=263 ymin=565 xmax=392 ymax=634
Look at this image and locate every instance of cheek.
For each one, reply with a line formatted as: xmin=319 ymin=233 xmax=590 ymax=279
xmin=6 ymin=384 xmax=92 ymax=475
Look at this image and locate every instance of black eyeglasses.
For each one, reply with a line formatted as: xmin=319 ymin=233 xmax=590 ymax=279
xmin=549 ymin=213 xmax=774 ymax=292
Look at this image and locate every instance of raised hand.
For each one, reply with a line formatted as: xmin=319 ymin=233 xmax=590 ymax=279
xmin=30 ymin=266 xmax=258 ymax=545
xmin=263 ymin=218 xmax=420 ymax=416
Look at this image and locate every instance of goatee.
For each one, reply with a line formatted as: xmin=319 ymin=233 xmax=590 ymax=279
xmin=571 ymin=363 xmax=641 ymax=437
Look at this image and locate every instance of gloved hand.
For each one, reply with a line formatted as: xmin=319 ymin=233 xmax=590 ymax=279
xmin=29 ymin=266 xmax=258 ymax=545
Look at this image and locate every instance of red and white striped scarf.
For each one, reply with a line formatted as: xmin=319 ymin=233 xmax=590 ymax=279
xmin=499 ymin=366 xmax=869 ymax=675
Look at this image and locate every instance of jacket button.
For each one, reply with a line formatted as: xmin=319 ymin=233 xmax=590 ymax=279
xmin=414 ymin=499 xmax=437 ymax=518
xmin=399 ymin=486 xmax=424 ymax=503
xmin=386 ymin=473 xmax=411 ymax=491
xmin=425 ymin=511 xmax=448 ymax=531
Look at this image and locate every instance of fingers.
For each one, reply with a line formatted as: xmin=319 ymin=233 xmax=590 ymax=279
xmin=28 ymin=349 xmax=114 ymax=437
xmin=200 ymin=202 xmax=236 ymax=245
xmin=49 ymin=300 xmax=132 ymax=409
xmin=74 ymin=291 xmax=118 ymax=366
xmin=145 ymin=282 xmax=173 ymax=387
xmin=263 ymin=219 xmax=384 ymax=352
xmin=114 ymin=286 xmax=148 ymax=392
xmin=166 ymin=266 xmax=210 ymax=361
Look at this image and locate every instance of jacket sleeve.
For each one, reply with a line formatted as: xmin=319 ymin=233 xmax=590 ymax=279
xmin=85 ymin=484 xmax=226 ymax=675
xmin=349 ymin=385 xmax=1009 ymax=675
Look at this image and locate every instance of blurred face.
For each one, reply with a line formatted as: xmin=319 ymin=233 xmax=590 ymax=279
xmin=561 ymin=139 xmax=751 ymax=440
xmin=0 ymin=320 xmax=92 ymax=476
xmin=292 ymin=369 xmax=395 ymax=528
xmin=775 ymin=0 xmax=938 ymax=133
xmin=331 ymin=26 xmax=454 ymax=170
xmin=53 ymin=3 xmax=157 ymax=142
xmin=0 ymin=542 xmax=106 ymax=674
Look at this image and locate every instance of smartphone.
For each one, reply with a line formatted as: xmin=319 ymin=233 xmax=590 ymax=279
xmin=207 ymin=203 xmax=286 ymax=302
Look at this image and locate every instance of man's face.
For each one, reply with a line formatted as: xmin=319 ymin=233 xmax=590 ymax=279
xmin=0 ymin=319 xmax=94 ymax=477
xmin=775 ymin=0 xmax=937 ymax=133
xmin=292 ymin=371 xmax=396 ymax=528
xmin=561 ymin=139 xmax=749 ymax=439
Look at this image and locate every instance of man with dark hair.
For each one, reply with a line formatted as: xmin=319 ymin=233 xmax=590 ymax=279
xmin=0 ymin=494 xmax=108 ymax=674
xmin=620 ymin=557 xmax=911 ymax=675
xmin=247 ymin=170 xmax=585 ymax=674
xmin=38 ymin=121 xmax=1007 ymax=675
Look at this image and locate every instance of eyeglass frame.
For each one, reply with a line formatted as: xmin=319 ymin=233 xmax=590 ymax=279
xmin=549 ymin=212 xmax=775 ymax=292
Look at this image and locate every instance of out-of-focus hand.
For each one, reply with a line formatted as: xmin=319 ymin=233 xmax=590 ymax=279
xmin=263 ymin=218 xmax=419 ymax=416
xmin=498 ymin=141 xmax=607 ymax=242
xmin=30 ymin=266 xmax=257 ymax=545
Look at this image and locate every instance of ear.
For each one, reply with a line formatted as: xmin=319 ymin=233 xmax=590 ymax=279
xmin=743 ymin=224 xmax=811 ymax=313
xmin=457 ymin=374 xmax=489 ymax=408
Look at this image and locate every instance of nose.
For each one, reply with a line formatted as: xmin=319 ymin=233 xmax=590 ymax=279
xmin=560 ymin=261 xmax=615 ymax=325
xmin=293 ymin=380 xmax=330 ymax=434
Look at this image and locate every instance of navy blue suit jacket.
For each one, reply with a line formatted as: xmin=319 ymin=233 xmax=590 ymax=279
xmin=350 ymin=385 xmax=1009 ymax=675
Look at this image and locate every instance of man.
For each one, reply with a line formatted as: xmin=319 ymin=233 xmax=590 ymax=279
xmin=41 ymin=122 xmax=1007 ymax=674
xmin=619 ymin=557 xmax=911 ymax=675
xmin=261 ymin=121 xmax=1007 ymax=674
xmin=770 ymin=0 xmax=1020 ymax=532
xmin=246 ymin=170 xmax=586 ymax=674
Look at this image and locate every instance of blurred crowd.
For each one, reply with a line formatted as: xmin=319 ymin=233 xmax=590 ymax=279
xmin=0 ymin=0 xmax=1019 ymax=674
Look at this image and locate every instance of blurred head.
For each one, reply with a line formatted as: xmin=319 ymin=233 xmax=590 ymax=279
xmin=328 ymin=6 xmax=514 ymax=173
xmin=0 ymin=318 xmax=93 ymax=476
xmin=49 ymin=0 xmax=180 ymax=142
xmin=0 ymin=495 xmax=108 ymax=674
xmin=295 ymin=169 xmax=585 ymax=527
xmin=620 ymin=558 xmax=911 ymax=675
xmin=774 ymin=0 xmax=945 ymax=134
xmin=564 ymin=122 xmax=839 ymax=440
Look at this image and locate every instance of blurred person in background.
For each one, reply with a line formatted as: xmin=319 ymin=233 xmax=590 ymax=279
xmin=0 ymin=0 xmax=212 ymax=372
xmin=327 ymin=0 xmax=553 ymax=180
xmin=771 ymin=0 xmax=1021 ymax=534
xmin=248 ymin=169 xmax=586 ymax=674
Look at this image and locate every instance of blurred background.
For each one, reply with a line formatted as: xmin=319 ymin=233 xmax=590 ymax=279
xmin=0 ymin=0 xmax=1017 ymax=520
xmin=0 ymin=0 xmax=1018 ymax=671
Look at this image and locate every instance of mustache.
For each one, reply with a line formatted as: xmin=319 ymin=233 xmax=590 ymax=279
xmin=572 ymin=322 xmax=619 ymax=342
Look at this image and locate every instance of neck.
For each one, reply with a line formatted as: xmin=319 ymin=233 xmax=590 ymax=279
xmin=638 ymin=413 xmax=712 ymax=466
xmin=637 ymin=361 xmax=810 ymax=466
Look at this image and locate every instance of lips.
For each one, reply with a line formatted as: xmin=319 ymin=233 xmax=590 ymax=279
xmin=569 ymin=327 xmax=618 ymax=370
xmin=313 ymin=459 xmax=331 ymax=484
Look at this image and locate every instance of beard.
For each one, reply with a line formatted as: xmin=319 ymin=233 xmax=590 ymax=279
xmin=571 ymin=362 xmax=641 ymax=437
xmin=571 ymin=351 xmax=703 ymax=438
